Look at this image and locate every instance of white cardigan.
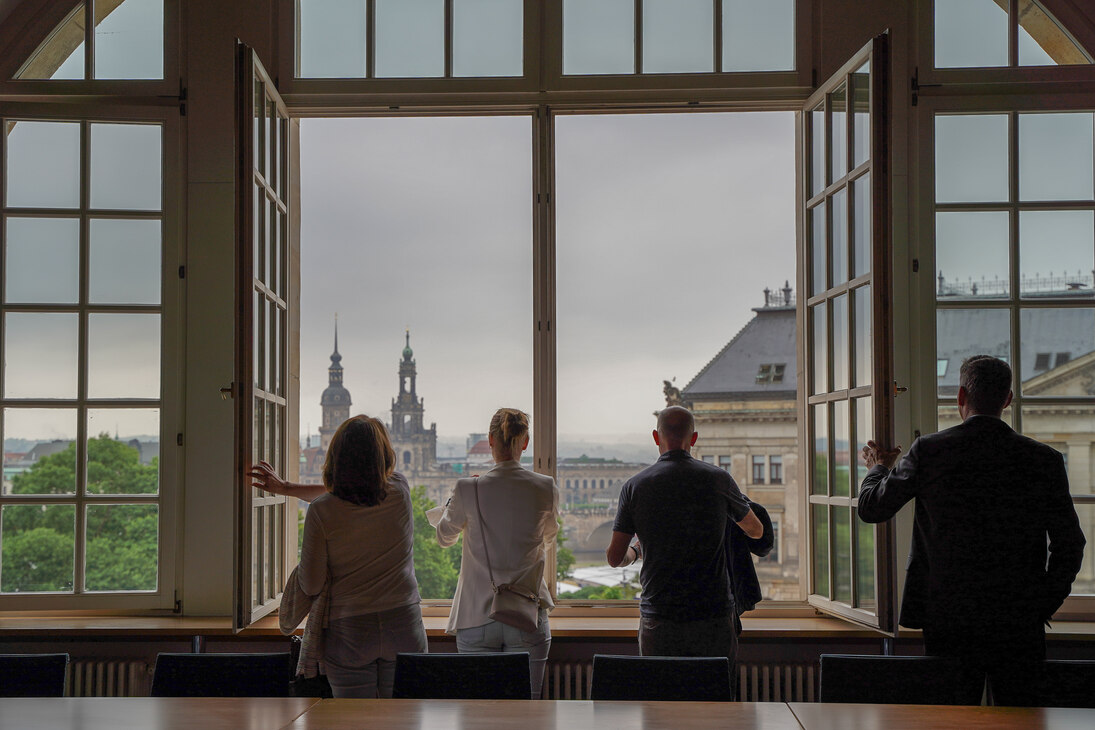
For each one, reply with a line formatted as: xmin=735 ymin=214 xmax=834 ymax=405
xmin=436 ymin=460 xmax=560 ymax=634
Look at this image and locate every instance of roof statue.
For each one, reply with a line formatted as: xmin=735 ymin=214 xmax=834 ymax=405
xmin=662 ymin=379 xmax=683 ymax=407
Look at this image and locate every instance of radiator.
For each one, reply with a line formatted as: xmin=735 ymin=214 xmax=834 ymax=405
xmin=68 ymin=660 xmax=151 ymax=697
xmin=737 ymin=662 xmax=817 ymax=702
xmin=542 ymin=660 xmax=817 ymax=701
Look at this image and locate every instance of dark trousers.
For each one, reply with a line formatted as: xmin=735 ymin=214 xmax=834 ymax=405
xmin=923 ymin=624 xmax=1046 ymax=707
xmin=638 ymin=614 xmax=738 ymax=699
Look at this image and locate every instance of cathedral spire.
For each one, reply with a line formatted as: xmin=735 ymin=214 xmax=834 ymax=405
xmin=331 ymin=316 xmax=341 ymax=365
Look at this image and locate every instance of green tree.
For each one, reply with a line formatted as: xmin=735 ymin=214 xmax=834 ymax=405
xmin=555 ymin=517 xmax=575 ymax=583
xmin=410 ymin=485 xmax=461 ymax=600
xmin=2 ymin=435 xmax=159 ymax=593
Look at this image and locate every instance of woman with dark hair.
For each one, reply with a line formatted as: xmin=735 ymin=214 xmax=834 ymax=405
xmin=250 ymin=414 xmax=426 ymax=698
xmin=435 ymin=407 xmax=559 ymax=698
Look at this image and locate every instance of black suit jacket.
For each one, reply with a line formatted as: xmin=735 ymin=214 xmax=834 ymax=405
xmin=726 ymin=500 xmax=774 ymax=620
xmin=858 ymin=415 xmax=1085 ymax=638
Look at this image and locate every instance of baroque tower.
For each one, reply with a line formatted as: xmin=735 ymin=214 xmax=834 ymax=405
xmin=389 ymin=330 xmax=438 ymax=474
xmin=318 ymin=321 xmax=351 ymax=452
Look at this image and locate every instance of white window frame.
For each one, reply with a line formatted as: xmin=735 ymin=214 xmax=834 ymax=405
xmin=0 ymin=101 xmax=182 ymax=611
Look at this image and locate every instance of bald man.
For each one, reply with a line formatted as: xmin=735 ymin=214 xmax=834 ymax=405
xmin=607 ymin=407 xmax=762 ymax=684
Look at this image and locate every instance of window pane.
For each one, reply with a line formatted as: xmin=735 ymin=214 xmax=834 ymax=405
xmin=4 ymin=217 xmax=79 ymax=304
xmin=375 ymin=0 xmax=444 ymax=78
xmin=935 ymin=115 xmax=1009 ymax=203
xmin=853 ymin=395 xmax=872 ymax=491
xmin=812 ymin=404 xmax=828 ymax=495
xmin=937 ymin=211 xmax=1010 ymax=300
xmin=834 ymin=506 xmax=851 ymax=603
xmin=832 ymin=293 xmax=848 ymax=391
xmin=851 ymin=62 xmax=870 ymax=169
xmin=88 ymin=218 xmax=161 ymax=304
xmin=833 ymin=400 xmax=850 ymax=497
xmin=810 ymin=202 xmax=827 ymax=295
xmin=1019 ymin=113 xmax=1094 ymax=201
xmin=830 ymin=84 xmax=847 ymax=182
xmin=563 ymin=0 xmax=634 ymax=75
xmin=855 ymin=511 xmax=876 ymax=609
xmin=811 ymin=301 xmax=828 ymax=394
xmin=298 ymin=0 xmax=368 ymax=78
xmin=935 ymin=0 xmax=1008 ymax=69
xmin=936 ymin=308 xmax=1011 ymax=397
xmin=86 ymin=408 xmax=160 ymax=494
xmin=853 ymin=285 xmax=871 ymax=388
xmin=722 ymin=0 xmax=794 ymax=72
xmin=1072 ymin=504 xmax=1095 ymax=595
xmin=1019 ymin=210 xmax=1094 ymax=298
xmin=90 ymin=123 xmax=162 ymax=211
xmin=812 ymin=503 xmax=829 ymax=597
xmin=87 ymin=313 xmax=161 ymax=398
xmin=301 ymin=117 xmax=533 ymax=600
xmin=84 ymin=504 xmax=158 ymax=591
xmin=1018 ymin=5 xmax=1090 ymax=66
xmin=0 ymin=504 xmax=74 ymax=592
xmin=5 ymin=121 xmax=80 ymax=209
xmin=1020 ymin=308 xmax=1095 ymax=394
xmin=642 ymin=0 xmax=712 ymax=74
xmin=1021 ymin=424 xmax=1095 ymax=500
xmin=852 ymin=173 xmax=870 ymax=278
xmin=830 ymin=189 xmax=847 ymax=286
xmin=3 ymin=313 xmax=78 ymax=399
xmin=453 ymin=0 xmax=523 ymax=77
xmin=810 ymin=104 xmax=825 ymax=196
xmin=93 ymin=0 xmax=164 ymax=79
xmin=2 ymin=408 xmax=78 ymax=496
xmin=16 ymin=5 xmax=85 ymax=80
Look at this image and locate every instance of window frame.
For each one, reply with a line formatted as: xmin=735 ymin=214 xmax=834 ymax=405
xmin=0 ymin=100 xmax=182 ymax=611
xmin=0 ymin=0 xmax=181 ymax=96
xmin=917 ymin=91 xmax=1095 ymax=620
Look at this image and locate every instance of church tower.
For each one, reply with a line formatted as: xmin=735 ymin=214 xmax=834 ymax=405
xmin=318 ymin=321 xmax=351 ymax=452
xmin=389 ymin=330 xmax=438 ymax=474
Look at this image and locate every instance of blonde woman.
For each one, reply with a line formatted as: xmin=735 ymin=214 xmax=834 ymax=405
xmin=250 ymin=415 xmax=426 ymax=698
xmin=436 ymin=408 xmax=560 ymax=699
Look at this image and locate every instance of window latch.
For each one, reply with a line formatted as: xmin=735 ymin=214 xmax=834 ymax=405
xmin=220 ymin=385 xmax=235 ymax=400
xmin=894 ymin=381 xmax=909 ymax=394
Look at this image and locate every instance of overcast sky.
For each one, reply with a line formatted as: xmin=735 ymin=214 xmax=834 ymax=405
xmin=299 ymin=112 xmax=796 ymax=450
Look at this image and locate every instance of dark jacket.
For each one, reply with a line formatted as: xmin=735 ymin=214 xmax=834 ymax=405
xmin=726 ymin=500 xmax=774 ymax=625
xmin=858 ymin=415 xmax=1085 ymax=637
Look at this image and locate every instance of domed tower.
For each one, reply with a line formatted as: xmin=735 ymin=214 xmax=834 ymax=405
xmin=389 ymin=330 xmax=438 ymax=473
xmin=318 ymin=321 xmax=351 ymax=452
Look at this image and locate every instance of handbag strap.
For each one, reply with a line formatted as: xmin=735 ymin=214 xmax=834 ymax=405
xmin=471 ymin=477 xmax=499 ymax=592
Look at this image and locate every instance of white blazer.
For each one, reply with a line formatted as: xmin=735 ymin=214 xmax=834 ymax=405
xmin=437 ymin=460 xmax=560 ymax=634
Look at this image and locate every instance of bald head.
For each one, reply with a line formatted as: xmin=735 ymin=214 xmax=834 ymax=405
xmin=656 ymin=406 xmax=696 ymax=450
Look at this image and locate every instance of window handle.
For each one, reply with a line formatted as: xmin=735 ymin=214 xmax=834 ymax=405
xmin=220 ymin=385 xmax=235 ymax=400
xmin=894 ymin=381 xmax=909 ymax=394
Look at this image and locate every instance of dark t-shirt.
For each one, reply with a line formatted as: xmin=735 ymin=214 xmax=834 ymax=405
xmin=613 ymin=450 xmax=751 ymax=621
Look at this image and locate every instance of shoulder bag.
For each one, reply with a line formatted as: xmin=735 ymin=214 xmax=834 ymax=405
xmin=473 ymin=477 xmax=542 ymax=633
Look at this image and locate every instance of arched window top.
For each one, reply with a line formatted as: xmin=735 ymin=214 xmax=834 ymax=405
xmin=935 ymin=0 xmax=1091 ymax=69
xmin=15 ymin=0 xmax=164 ymax=81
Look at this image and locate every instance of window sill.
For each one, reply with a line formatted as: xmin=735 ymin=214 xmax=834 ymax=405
xmin=3 ymin=613 xmax=1092 ymax=641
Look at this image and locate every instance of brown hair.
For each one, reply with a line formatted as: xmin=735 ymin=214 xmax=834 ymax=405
xmin=489 ymin=407 xmax=529 ymax=460
xmin=959 ymin=355 xmax=1013 ymax=416
xmin=322 ymin=415 xmax=396 ymax=506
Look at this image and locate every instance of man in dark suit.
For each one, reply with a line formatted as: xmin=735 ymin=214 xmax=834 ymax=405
xmin=858 ymin=355 xmax=1085 ymax=705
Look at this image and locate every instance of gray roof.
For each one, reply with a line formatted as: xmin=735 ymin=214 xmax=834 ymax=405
xmin=937 ymin=306 xmax=1095 ymax=391
xmin=683 ymin=305 xmax=797 ymax=399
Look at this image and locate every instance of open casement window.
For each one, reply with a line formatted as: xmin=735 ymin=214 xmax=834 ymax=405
xmin=800 ymin=34 xmax=896 ymax=632
xmin=234 ymin=44 xmax=299 ymax=630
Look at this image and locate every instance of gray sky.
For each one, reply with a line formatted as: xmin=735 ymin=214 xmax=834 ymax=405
xmin=299 ymin=112 xmax=796 ymax=449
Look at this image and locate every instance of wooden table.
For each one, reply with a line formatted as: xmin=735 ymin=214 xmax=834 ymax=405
xmin=0 ymin=697 xmax=319 ymax=730
xmin=787 ymin=702 xmax=1095 ymax=730
xmin=286 ymin=699 xmax=803 ymax=729
xmin=2 ymin=698 xmax=1094 ymax=729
